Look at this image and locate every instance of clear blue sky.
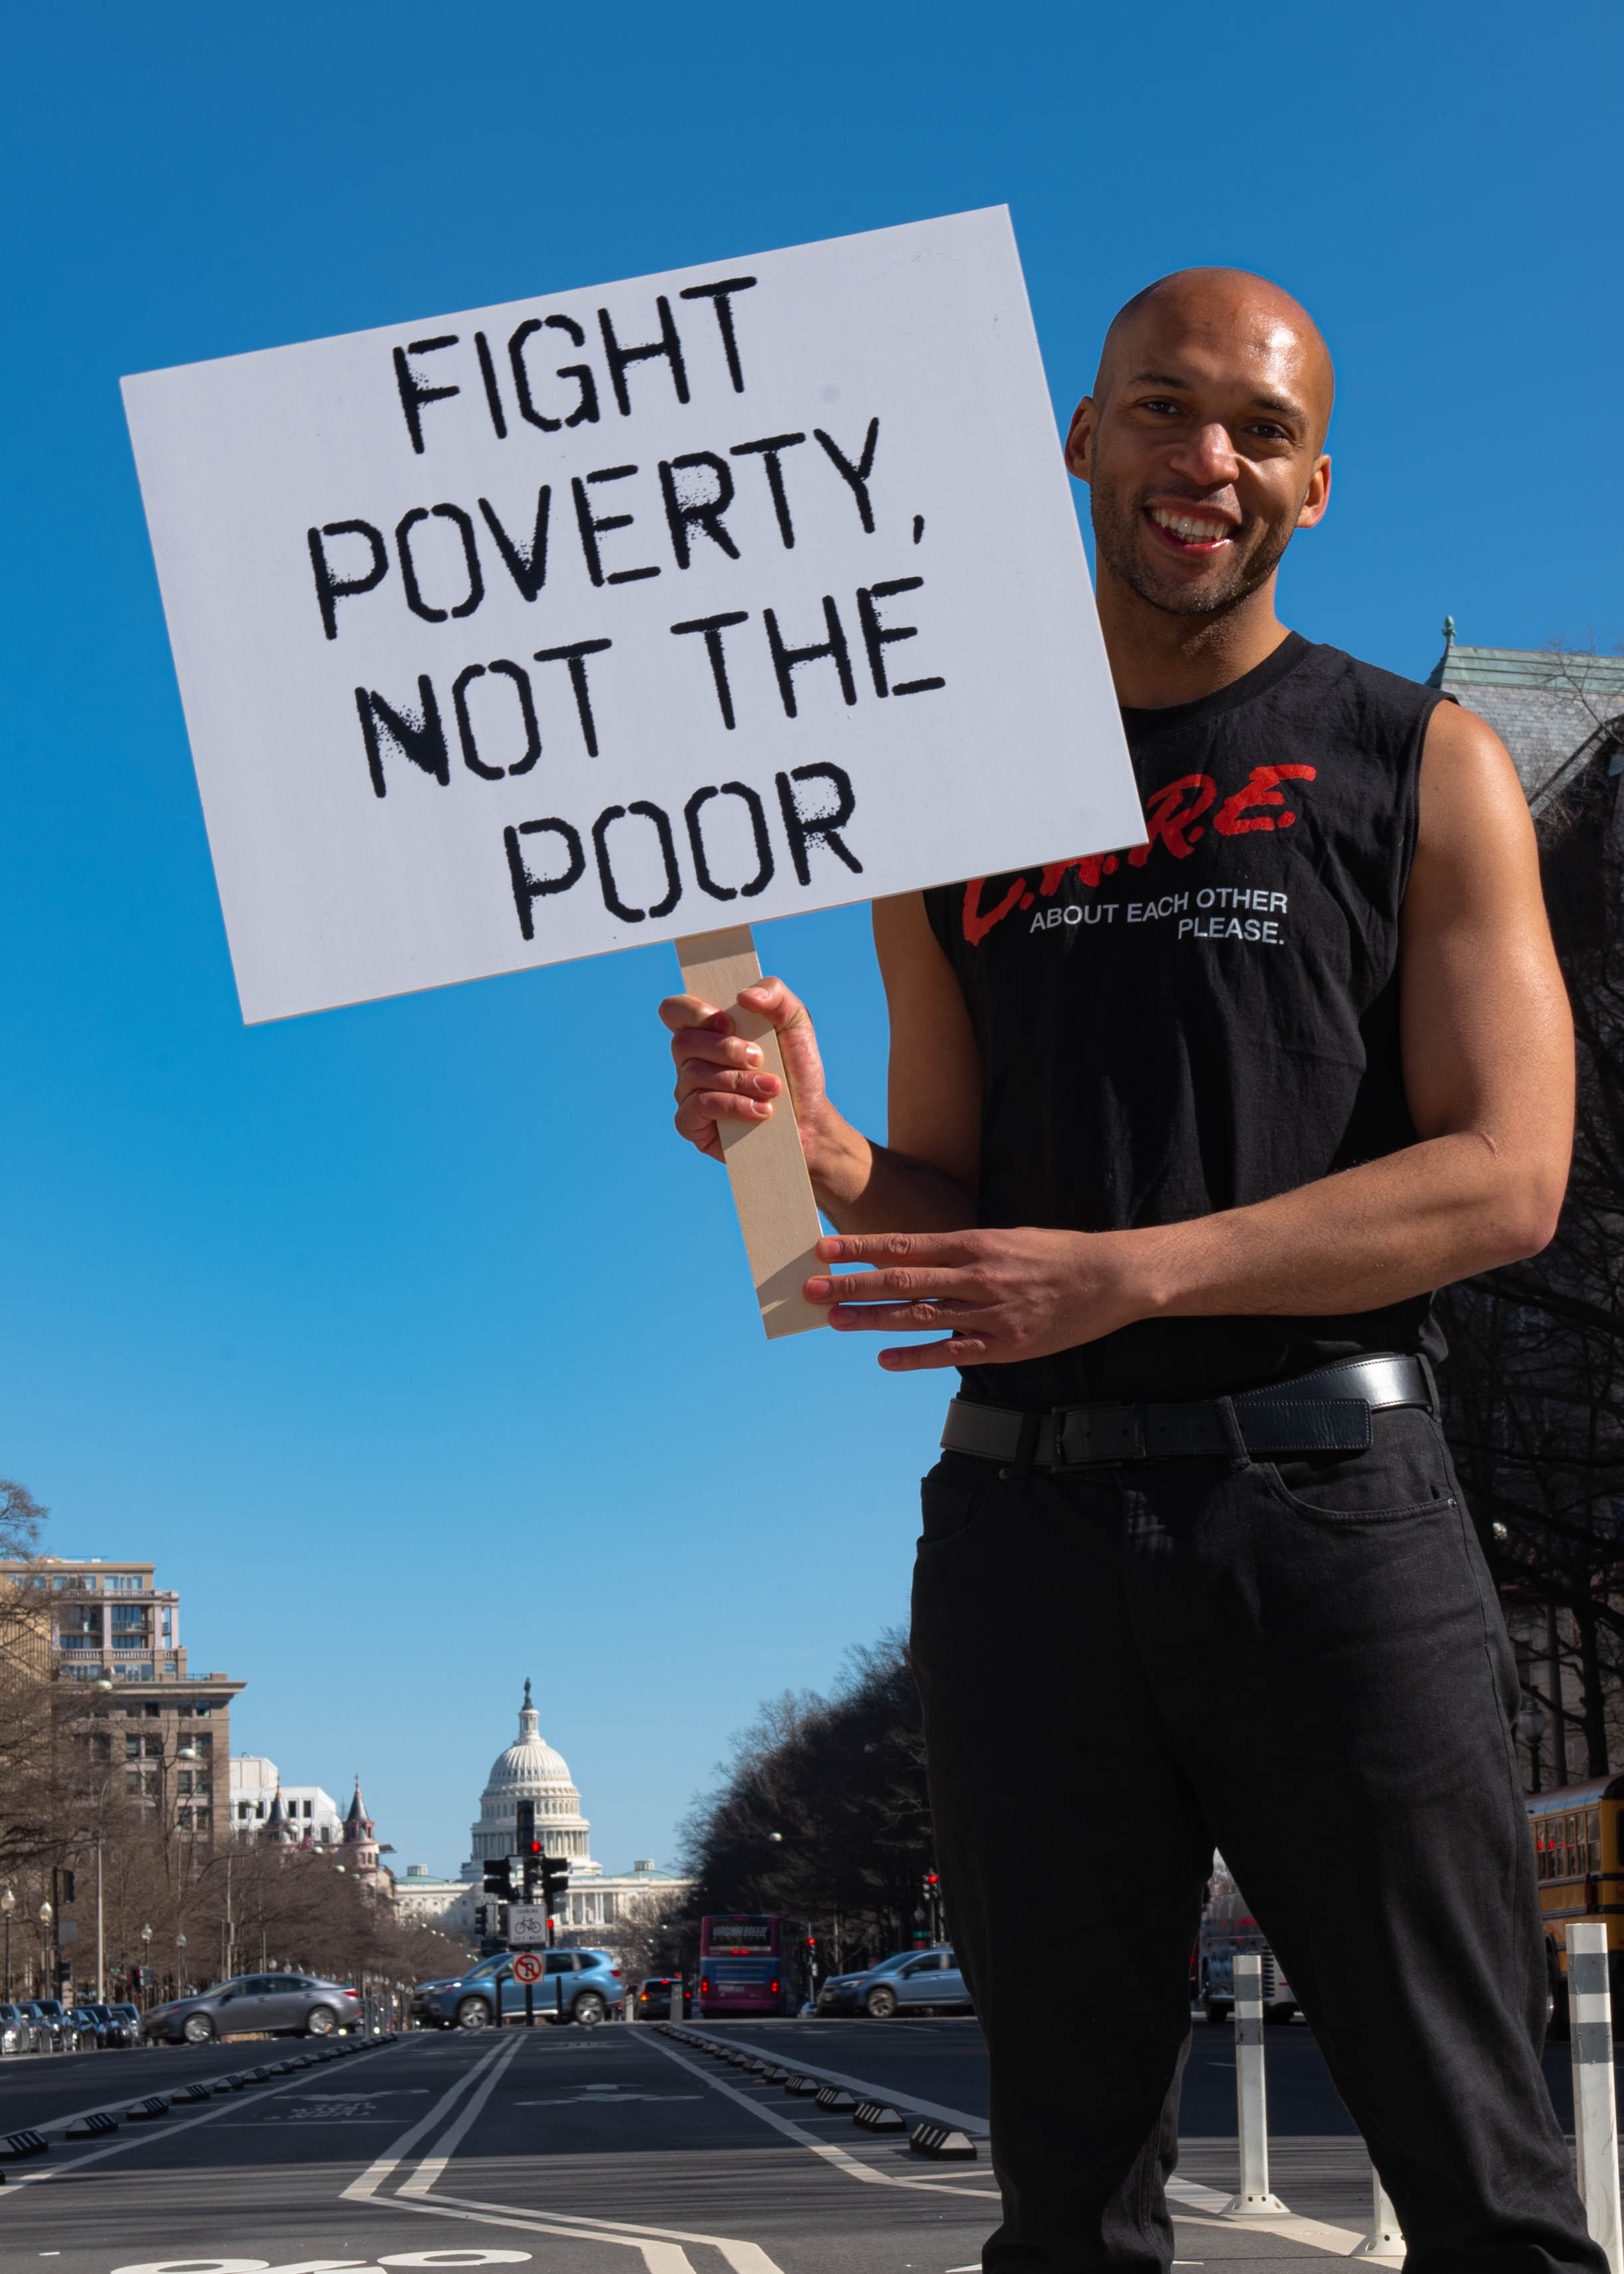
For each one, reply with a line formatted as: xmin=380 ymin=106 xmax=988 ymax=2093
xmin=5 ymin=0 xmax=1620 ymax=1880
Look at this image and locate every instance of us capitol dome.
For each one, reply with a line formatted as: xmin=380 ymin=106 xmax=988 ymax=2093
xmin=465 ymin=1677 xmax=597 ymax=1876
xmin=391 ymin=1680 xmax=691 ymax=1937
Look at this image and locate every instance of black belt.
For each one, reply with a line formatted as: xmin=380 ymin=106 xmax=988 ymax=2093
xmin=940 ymin=1353 xmax=1434 ymax=1471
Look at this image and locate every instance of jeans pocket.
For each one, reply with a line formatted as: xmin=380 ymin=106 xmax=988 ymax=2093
xmin=1265 ymin=1408 xmax=1456 ymax=1523
xmin=918 ymin=1453 xmax=995 ymax=1548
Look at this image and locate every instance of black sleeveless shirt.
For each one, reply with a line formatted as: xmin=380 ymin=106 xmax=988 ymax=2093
xmin=922 ymin=634 xmax=1448 ymax=1409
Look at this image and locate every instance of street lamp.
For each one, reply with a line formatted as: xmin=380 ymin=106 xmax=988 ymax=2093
xmin=1 ymin=1889 xmax=12 ymax=1999
xmin=38 ymin=1901 xmax=53 ymax=2002
xmin=176 ymin=1931 xmax=188 ymax=1994
xmin=140 ymin=1922 xmax=152 ymax=2012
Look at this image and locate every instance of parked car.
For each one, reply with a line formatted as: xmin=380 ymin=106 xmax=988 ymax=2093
xmin=817 ymin=1946 xmax=972 ymax=2019
xmin=634 ymin=1977 xmax=690 ymax=2019
xmin=17 ymin=1999 xmax=68 ymax=2050
xmin=141 ymin=1971 xmax=362 ymax=2043
xmin=94 ymin=2002 xmax=140 ymax=2046
xmin=0 ymin=2001 xmax=34 ymax=2054
xmin=411 ymin=1949 xmax=625 ymax=2029
xmin=69 ymin=2003 xmax=136 ymax=2048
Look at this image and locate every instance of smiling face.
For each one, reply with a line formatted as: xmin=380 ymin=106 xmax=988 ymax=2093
xmin=1066 ymin=270 xmax=1333 ymax=622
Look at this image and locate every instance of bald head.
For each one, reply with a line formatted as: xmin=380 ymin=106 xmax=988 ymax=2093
xmin=1065 ymin=268 xmax=1336 ymax=630
xmin=1096 ymin=268 xmax=1334 ymax=449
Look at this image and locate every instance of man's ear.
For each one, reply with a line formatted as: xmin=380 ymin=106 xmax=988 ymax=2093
xmin=1295 ymin=453 xmax=1332 ymax=531
xmin=1064 ymin=397 xmax=1096 ymax=482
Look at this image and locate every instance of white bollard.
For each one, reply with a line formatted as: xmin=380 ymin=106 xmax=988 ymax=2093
xmin=1569 ymin=1922 xmax=1623 ymax=2274
xmin=1351 ymin=2168 xmax=1404 ymax=2257
xmin=1222 ymin=1954 xmax=1289 ymax=2217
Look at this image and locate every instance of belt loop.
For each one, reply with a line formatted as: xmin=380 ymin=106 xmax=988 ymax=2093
xmin=1214 ymin=1395 xmax=1251 ymax=1474
xmin=1417 ymin=1351 xmax=1442 ymax=1418
xmin=1011 ymin=1408 xmax=1043 ymax=1485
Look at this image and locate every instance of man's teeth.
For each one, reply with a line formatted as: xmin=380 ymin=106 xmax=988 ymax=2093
xmin=1150 ymin=508 xmax=1233 ymax=542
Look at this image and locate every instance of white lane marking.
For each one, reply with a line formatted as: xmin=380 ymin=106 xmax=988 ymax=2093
xmin=641 ymin=2032 xmax=997 ymax=2201
xmin=0 ymin=2046 xmax=413 ymax=2196
xmin=1168 ymin=2209 xmax=1370 ymax=2255
xmin=400 ymin=2040 xmax=525 ymax=2197
xmin=379 ymin=2255 xmax=532 ymax=2267
xmin=1167 ymin=2178 xmax=1229 ymax=2213
xmin=377 ymin=2186 xmax=782 ymax=2273
xmin=510 ymin=2096 xmax=700 ymax=2107
xmin=111 ymin=2262 xmax=278 ymax=2274
xmin=671 ymin=2033 xmax=989 ymax=2136
xmin=635 ymin=2251 xmax=695 ymax=2274
xmin=346 ymin=2041 xmax=516 ymax=2203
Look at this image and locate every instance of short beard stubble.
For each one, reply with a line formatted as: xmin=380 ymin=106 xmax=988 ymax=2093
xmin=1091 ymin=484 xmax=1297 ymax=620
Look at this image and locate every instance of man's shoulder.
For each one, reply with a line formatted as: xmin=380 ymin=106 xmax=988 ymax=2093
xmin=1289 ymin=638 xmax=1444 ymax=713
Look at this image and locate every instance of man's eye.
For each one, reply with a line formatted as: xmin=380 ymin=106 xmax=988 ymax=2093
xmin=1139 ymin=398 xmax=1181 ymax=416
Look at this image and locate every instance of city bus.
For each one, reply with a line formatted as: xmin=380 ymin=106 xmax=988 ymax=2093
xmin=697 ymin=1915 xmax=790 ymax=2018
xmin=1527 ymin=1777 xmax=1624 ymax=2034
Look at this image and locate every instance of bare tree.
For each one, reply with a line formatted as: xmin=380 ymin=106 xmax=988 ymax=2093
xmin=679 ymin=1630 xmax=935 ymax=1977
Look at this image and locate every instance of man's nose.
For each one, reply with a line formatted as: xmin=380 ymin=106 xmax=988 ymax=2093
xmin=1167 ymin=421 xmax=1240 ymax=487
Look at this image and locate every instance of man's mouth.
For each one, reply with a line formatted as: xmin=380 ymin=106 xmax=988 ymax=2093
xmin=1146 ymin=505 xmax=1236 ymax=553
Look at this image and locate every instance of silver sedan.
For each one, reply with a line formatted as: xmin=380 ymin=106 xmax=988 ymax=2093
xmin=141 ymin=1971 xmax=361 ymax=2043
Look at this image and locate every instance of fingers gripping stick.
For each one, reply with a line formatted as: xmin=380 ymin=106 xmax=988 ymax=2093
xmin=676 ymin=924 xmax=826 ymax=1339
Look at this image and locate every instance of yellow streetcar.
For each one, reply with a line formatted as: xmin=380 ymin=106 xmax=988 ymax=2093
xmin=1526 ymin=1778 xmax=1624 ymax=2034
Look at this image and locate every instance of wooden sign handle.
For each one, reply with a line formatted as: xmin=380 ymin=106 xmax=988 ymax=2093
xmin=676 ymin=924 xmax=826 ymax=1340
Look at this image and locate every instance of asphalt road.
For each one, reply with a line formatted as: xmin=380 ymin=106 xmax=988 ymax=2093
xmin=0 ymin=2014 xmax=1598 ymax=2274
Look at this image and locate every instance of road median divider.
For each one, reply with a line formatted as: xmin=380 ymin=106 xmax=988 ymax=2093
xmin=909 ymin=2121 xmax=977 ymax=2161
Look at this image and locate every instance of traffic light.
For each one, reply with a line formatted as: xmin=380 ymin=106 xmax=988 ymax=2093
xmin=516 ymin=1801 xmax=544 ymax=1897
xmin=483 ymin=1858 xmax=514 ymax=1898
xmin=540 ymin=1855 xmax=569 ymax=1911
xmin=61 ymin=1871 xmax=75 ymax=1903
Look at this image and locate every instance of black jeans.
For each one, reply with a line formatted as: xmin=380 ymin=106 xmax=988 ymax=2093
xmin=910 ymin=1405 xmax=1603 ymax=2274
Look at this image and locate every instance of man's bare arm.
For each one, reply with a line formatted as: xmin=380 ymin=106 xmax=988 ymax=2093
xmin=808 ymin=703 xmax=1575 ymax=1367
xmin=657 ymin=892 xmax=981 ymax=1233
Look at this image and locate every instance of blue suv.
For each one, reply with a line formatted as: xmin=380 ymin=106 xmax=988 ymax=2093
xmin=816 ymin=1946 xmax=972 ymax=2018
xmin=411 ymin=1948 xmax=626 ymax=2029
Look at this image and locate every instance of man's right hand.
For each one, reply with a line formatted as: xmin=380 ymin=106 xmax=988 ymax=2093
xmin=659 ymin=975 xmax=836 ymax=1171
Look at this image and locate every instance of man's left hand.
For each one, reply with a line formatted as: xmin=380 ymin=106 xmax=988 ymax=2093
xmin=804 ymin=1227 xmax=1145 ymax=1371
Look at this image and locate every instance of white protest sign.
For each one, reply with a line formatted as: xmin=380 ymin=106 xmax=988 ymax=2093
xmin=122 ymin=207 xmax=1139 ymax=1028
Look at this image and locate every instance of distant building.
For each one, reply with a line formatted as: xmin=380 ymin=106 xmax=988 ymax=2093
xmin=228 ymin=1758 xmax=389 ymax=1884
xmin=0 ymin=1554 xmax=243 ymax=1842
xmin=1428 ymin=620 xmax=1624 ymax=812
xmin=395 ymin=1682 xmax=690 ymax=1938
xmin=229 ymin=1756 xmax=345 ymax=1845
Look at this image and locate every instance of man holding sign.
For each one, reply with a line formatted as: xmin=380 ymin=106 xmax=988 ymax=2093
xmin=664 ymin=272 xmax=1595 ymax=2272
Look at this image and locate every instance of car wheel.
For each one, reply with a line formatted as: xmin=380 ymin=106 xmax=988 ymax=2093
xmin=182 ymin=2014 xmax=216 ymax=2044
xmin=1263 ymin=2002 xmax=1294 ymax=2026
xmin=456 ymin=1996 xmax=493 ymax=2030
xmin=1202 ymin=1995 xmax=1229 ymax=2026
xmin=305 ymin=2005 xmax=338 ymax=2038
xmin=864 ymin=1985 xmax=899 ymax=2019
xmin=573 ymin=1992 xmax=606 ymax=2028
